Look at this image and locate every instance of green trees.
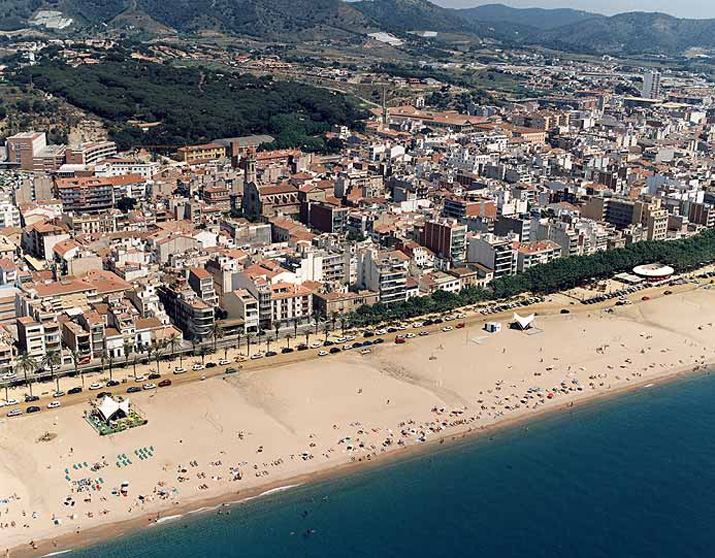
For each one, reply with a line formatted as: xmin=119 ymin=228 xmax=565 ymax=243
xmin=43 ymin=350 xmax=62 ymax=393
xmin=14 ymin=59 xmax=368 ymax=152
xmin=16 ymin=353 xmax=36 ymax=397
xmin=347 ymin=228 xmax=715 ymax=328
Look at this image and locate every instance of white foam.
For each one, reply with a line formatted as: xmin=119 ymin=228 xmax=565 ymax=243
xmin=42 ymin=551 xmax=73 ymax=557
xmin=154 ymin=514 xmax=183 ymax=524
xmin=259 ymin=484 xmax=302 ymax=497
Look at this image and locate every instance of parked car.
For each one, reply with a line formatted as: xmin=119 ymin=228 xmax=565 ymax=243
xmin=148 ymin=373 xmax=161 ymax=380
xmin=126 ymin=386 xmax=141 ymax=393
xmin=318 ymin=350 xmax=328 ymax=357
xmin=143 ymin=383 xmax=157 ymax=390
xmin=26 ymin=406 xmax=41 ymax=414
xmin=329 ymin=347 xmax=341 ymax=354
xmin=205 ymin=362 xmax=217 ymax=368
xmin=297 ymin=344 xmax=309 ymax=351
xmin=158 ymin=379 xmax=172 ymax=387
xmin=47 ymin=401 xmax=61 ymax=409
xmin=68 ymin=387 xmax=83 ymax=395
xmin=106 ymin=380 xmax=120 ymax=387
xmin=96 ymin=392 xmax=112 ymax=399
xmin=281 ymin=347 xmax=294 ymax=354
xmin=6 ymin=409 xmax=22 ymax=417
xmin=192 ymin=363 xmax=204 ymax=371
xmin=224 ymin=368 xmax=238 ymax=375
xmin=265 ymin=351 xmax=277 ymax=357
xmin=363 ymin=331 xmax=374 ymax=338
xmin=88 ymin=383 xmax=103 ymax=390
xmin=24 ymin=395 xmax=39 ymax=403
xmin=218 ymin=359 xmax=230 ymax=365
xmin=53 ymin=391 xmax=66 ymax=398
xmin=374 ymin=338 xmax=385 ymax=345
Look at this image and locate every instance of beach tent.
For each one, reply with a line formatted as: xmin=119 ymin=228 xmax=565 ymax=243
xmin=97 ymin=396 xmax=130 ymax=423
xmin=512 ymin=313 xmax=535 ymax=330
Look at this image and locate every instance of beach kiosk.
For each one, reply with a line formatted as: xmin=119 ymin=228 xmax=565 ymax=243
xmin=86 ymin=395 xmax=147 ymax=435
xmin=511 ymin=313 xmax=535 ymax=330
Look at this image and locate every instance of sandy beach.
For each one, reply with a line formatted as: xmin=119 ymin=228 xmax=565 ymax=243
xmin=3 ymin=283 xmax=715 ymax=556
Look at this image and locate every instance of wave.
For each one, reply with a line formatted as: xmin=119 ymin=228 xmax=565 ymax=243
xmin=41 ymin=551 xmax=73 ymax=557
xmin=154 ymin=514 xmax=184 ymax=525
xmin=259 ymin=484 xmax=303 ymax=497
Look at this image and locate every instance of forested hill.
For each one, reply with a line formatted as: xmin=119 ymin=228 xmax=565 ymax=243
xmin=12 ymin=56 xmax=368 ymax=152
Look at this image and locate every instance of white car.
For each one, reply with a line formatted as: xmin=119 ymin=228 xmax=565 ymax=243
xmin=47 ymin=401 xmax=61 ymax=409
xmin=134 ymin=375 xmax=146 ymax=382
xmin=192 ymin=363 xmax=204 ymax=371
xmin=442 ymin=326 xmax=453 ymax=332
xmin=419 ymin=331 xmax=430 ymax=336
xmin=218 ymin=359 xmax=230 ymax=366
xmin=318 ymin=350 xmax=328 ymax=357
xmin=444 ymin=316 xmax=455 ymax=322
xmin=375 ymin=329 xmax=387 ymax=335
xmin=251 ymin=353 xmax=264 ymax=360
xmin=310 ymin=342 xmax=322 ymax=349
xmin=4 ymin=398 xmax=18 ymax=406
xmin=405 ymin=333 xmax=416 ymax=339
xmin=412 ymin=322 xmax=423 ymax=328
xmin=173 ymin=367 xmax=187 ymax=375
xmin=143 ymin=383 xmax=157 ymax=390
xmin=6 ymin=409 xmax=22 ymax=417
xmin=360 ymin=349 xmax=371 ymax=355
xmin=53 ymin=391 xmax=66 ymax=398
xmin=345 ymin=335 xmax=356 ymax=341
xmin=89 ymin=383 xmax=103 ymax=390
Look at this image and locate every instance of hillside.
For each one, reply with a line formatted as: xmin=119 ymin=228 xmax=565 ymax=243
xmin=456 ymin=3 xmax=599 ymax=31
xmin=536 ymin=11 xmax=715 ymax=55
xmin=351 ymin=0 xmax=473 ymax=33
xmin=11 ymin=54 xmax=368 ymax=151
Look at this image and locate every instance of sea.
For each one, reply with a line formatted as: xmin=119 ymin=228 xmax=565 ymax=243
xmin=66 ymin=372 xmax=715 ymax=558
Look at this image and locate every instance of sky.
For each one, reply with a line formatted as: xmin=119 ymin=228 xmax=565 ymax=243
xmin=430 ymin=0 xmax=715 ymax=19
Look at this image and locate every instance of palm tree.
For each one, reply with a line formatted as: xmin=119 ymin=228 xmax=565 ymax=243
xmin=152 ymin=342 xmax=165 ymax=375
xmin=245 ymin=333 xmax=252 ymax=357
xmin=323 ymin=322 xmax=330 ymax=343
xmin=107 ymin=353 xmax=115 ymax=382
xmin=304 ymin=331 xmax=310 ymax=347
xmin=43 ymin=350 xmax=62 ymax=393
xmin=312 ymin=311 xmax=321 ymax=335
xmin=16 ymin=353 xmax=36 ymax=397
xmin=132 ymin=354 xmax=139 ymax=379
xmin=167 ymin=332 xmax=180 ymax=360
xmin=274 ymin=320 xmax=282 ymax=343
xmin=70 ymin=348 xmax=84 ymax=388
xmin=340 ymin=316 xmax=347 ymax=334
xmin=292 ymin=317 xmax=299 ymax=339
xmin=123 ymin=340 xmax=133 ymax=370
xmin=210 ymin=323 xmax=223 ymax=353
xmin=235 ymin=331 xmax=242 ymax=355
xmin=330 ymin=312 xmax=339 ymax=332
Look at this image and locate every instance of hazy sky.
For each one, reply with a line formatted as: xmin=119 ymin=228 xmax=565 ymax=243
xmin=432 ymin=0 xmax=715 ymax=19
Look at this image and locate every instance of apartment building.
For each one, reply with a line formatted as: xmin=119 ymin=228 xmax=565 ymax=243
xmin=65 ymin=140 xmax=117 ymax=165
xmin=357 ymin=248 xmax=409 ymax=304
xmin=54 ymin=176 xmax=115 ymax=214
xmin=6 ymin=131 xmax=66 ymax=172
xmin=313 ymin=290 xmax=379 ymax=316
xmin=17 ymin=316 xmax=46 ymax=362
xmin=516 ymin=240 xmax=562 ymax=273
xmin=158 ymin=283 xmax=215 ymax=341
xmin=467 ymin=233 xmax=517 ymax=279
xmin=188 ymin=267 xmax=219 ymax=307
xmin=0 ymin=202 xmax=21 ymax=229
xmin=21 ymin=222 xmax=70 ymax=261
xmin=223 ymin=289 xmax=260 ymax=334
xmin=269 ymin=283 xmax=313 ymax=324
xmin=420 ymin=219 xmax=467 ymax=267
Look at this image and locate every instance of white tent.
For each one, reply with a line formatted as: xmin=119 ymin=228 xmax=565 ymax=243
xmin=512 ymin=313 xmax=535 ymax=330
xmin=96 ymin=396 xmax=130 ymax=423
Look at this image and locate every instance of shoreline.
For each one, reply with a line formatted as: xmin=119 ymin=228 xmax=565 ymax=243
xmin=12 ymin=357 xmax=713 ymax=558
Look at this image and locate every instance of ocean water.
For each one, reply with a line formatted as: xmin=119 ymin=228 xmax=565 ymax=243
xmin=70 ymin=373 xmax=715 ymax=558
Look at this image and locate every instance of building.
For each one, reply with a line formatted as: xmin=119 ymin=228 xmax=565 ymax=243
xmin=54 ymin=176 xmax=115 ymax=214
xmin=420 ymin=220 xmax=467 ymax=267
xmin=176 ymin=143 xmax=226 ymax=164
xmin=65 ymin=141 xmax=117 ymax=165
xmin=223 ymin=289 xmax=260 ymax=334
xmin=5 ymin=131 xmax=65 ymax=172
xmin=313 ymin=290 xmax=379 ymax=316
xmin=516 ymin=240 xmax=562 ymax=273
xmin=188 ymin=267 xmax=219 ymax=307
xmin=468 ymin=234 xmax=517 ymax=279
xmin=269 ymin=282 xmax=313 ymax=324
xmin=21 ymin=222 xmax=70 ymax=261
xmin=17 ymin=316 xmax=46 ymax=362
xmin=158 ymin=282 xmax=215 ymax=341
xmin=642 ymin=70 xmax=662 ymax=100
xmin=357 ymin=248 xmax=409 ymax=304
